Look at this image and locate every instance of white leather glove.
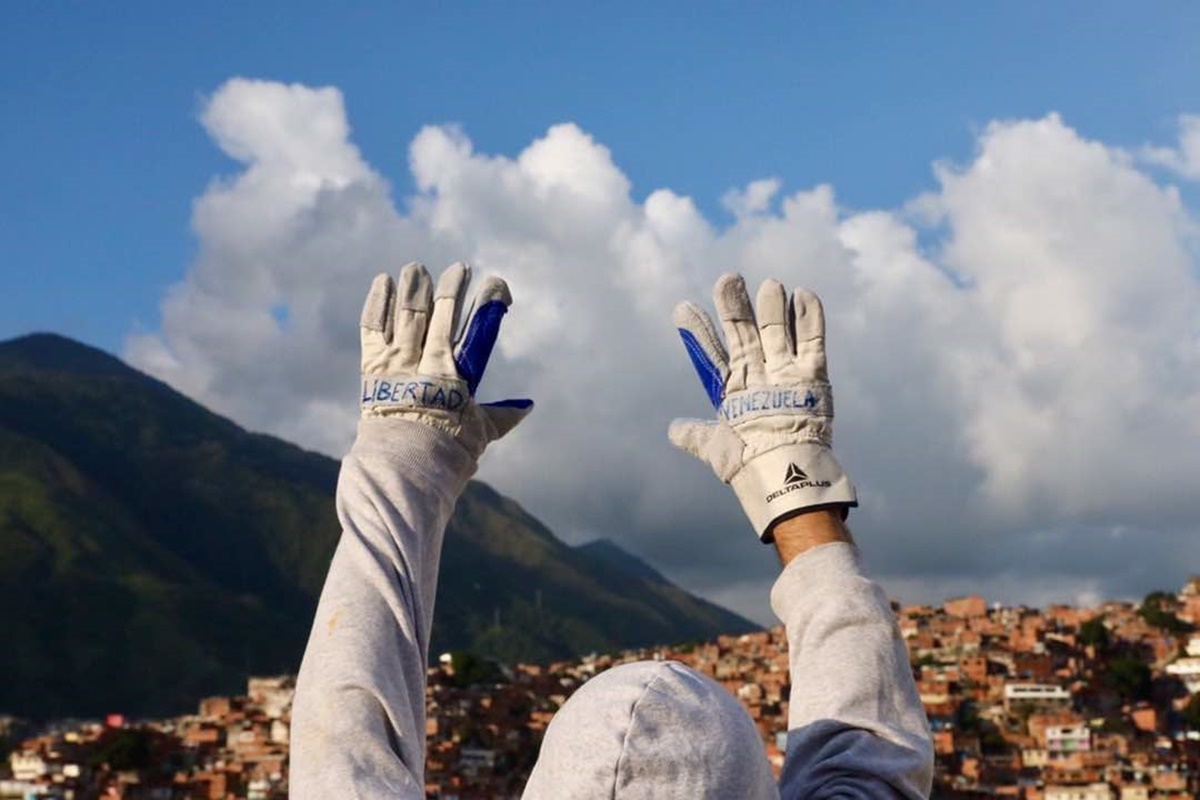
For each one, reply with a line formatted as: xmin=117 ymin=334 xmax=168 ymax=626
xmin=669 ymin=273 xmax=856 ymax=542
xmin=360 ymin=261 xmax=532 ymax=459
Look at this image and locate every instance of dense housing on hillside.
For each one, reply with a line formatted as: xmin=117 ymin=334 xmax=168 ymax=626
xmin=6 ymin=579 xmax=1200 ymax=799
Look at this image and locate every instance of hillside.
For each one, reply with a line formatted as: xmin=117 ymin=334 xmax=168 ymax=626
xmin=0 ymin=333 xmax=755 ymax=718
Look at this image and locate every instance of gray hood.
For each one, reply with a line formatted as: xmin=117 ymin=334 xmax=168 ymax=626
xmin=522 ymin=660 xmax=779 ymax=799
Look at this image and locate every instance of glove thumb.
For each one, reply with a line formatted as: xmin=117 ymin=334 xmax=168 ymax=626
xmin=480 ymin=399 xmax=534 ymax=441
xmin=668 ymin=418 xmax=719 ymax=460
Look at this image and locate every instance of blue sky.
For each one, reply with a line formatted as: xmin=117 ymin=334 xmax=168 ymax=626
xmin=6 ymin=4 xmax=1200 ymax=618
xmin=4 ymin=3 xmax=1199 ymax=350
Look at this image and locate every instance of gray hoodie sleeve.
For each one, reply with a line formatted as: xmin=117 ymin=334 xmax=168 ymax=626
xmin=771 ymin=542 xmax=933 ymax=799
xmin=289 ymin=417 xmax=474 ymax=800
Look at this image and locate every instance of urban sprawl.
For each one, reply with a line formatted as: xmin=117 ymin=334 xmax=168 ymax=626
xmin=7 ymin=579 xmax=1200 ymax=799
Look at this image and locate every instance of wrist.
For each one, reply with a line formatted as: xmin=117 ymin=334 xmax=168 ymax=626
xmin=770 ymin=507 xmax=853 ymax=566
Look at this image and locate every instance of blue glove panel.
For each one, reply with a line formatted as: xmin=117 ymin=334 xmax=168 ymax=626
xmin=678 ymin=328 xmax=724 ymax=409
xmin=482 ymin=398 xmax=534 ymax=410
xmin=455 ymin=300 xmax=508 ymax=396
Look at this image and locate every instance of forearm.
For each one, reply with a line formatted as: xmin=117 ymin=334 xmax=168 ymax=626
xmin=772 ymin=533 xmax=932 ymax=798
xmin=289 ymin=418 xmax=473 ymax=799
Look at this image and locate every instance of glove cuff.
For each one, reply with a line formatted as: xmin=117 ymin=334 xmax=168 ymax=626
xmin=730 ymin=443 xmax=857 ymax=542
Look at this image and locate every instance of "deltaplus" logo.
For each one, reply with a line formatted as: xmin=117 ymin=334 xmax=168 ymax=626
xmin=765 ymin=462 xmax=831 ymax=503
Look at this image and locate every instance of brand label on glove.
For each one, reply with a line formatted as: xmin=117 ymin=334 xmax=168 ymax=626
xmin=362 ymin=375 xmax=467 ymax=413
xmin=720 ymin=385 xmax=833 ymax=422
xmin=765 ymin=462 xmax=832 ymax=503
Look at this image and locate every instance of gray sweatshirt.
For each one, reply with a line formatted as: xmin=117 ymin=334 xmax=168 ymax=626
xmin=290 ymin=418 xmax=933 ymax=798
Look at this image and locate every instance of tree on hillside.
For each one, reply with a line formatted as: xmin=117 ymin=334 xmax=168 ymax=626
xmin=1103 ymin=656 xmax=1153 ymax=703
xmin=86 ymin=728 xmax=174 ymax=772
xmin=1182 ymin=694 xmax=1200 ymax=729
xmin=447 ymin=651 xmax=507 ymax=688
xmin=1139 ymin=591 xmax=1192 ymax=635
xmin=1079 ymin=616 xmax=1111 ymax=651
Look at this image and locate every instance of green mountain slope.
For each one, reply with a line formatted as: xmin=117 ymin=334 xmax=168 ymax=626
xmin=576 ymin=538 xmax=668 ymax=583
xmin=0 ymin=333 xmax=756 ymax=718
xmin=438 ymin=492 xmax=756 ymax=665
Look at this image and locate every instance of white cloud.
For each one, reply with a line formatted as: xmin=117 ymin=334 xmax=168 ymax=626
xmin=928 ymin=115 xmax=1200 ymax=522
xmin=722 ymin=178 xmax=781 ymax=218
xmin=127 ymin=79 xmax=1200 ymax=624
xmin=1142 ymin=114 xmax=1200 ymax=180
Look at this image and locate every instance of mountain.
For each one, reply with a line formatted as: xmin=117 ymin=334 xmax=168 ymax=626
xmin=0 ymin=333 xmax=756 ymax=719
xmin=576 ymin=539 xmax=668 ymax=583
xmin=438 ymin=504 xmax=756 ymax=666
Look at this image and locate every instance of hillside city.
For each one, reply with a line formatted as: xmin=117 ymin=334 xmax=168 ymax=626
xmin=6 ymin=578 xmax=1200 ymax=799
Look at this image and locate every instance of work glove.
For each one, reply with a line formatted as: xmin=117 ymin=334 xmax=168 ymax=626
xmin=360 ymin=261 xmax=532 ymax=459
xmin=670 ymin=274 xmax=856 ymax=542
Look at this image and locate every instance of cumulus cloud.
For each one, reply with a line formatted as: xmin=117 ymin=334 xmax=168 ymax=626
xmin=127 ymin=79 xmax=1200 ymax=624
xmin=1142 ymin=114 xmax=1200 ymax=180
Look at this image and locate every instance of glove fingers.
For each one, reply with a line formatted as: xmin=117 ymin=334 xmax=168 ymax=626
xmin=419 ymin=261 xmax=471 ymax=377
xmin=756 ymin=278 xmax=807 ymax=383
xmin=668 ymin=418 xmax=719 ymax=460
xmin=389 ymin=262 xmax=433 ymax=373
xmin=714 ymin=273 xmax=766 ymax=392
xmin=360 ymin=273 xmax=395 ymax=372
xmin=673 ymin=300 xmax=729 ymax=409
xmin=454 ymin=275 xmax=513 ymax=395
xmin=480 ymin=399 xmax=534 ymax=441
xmin=792 ymin=287 xmax=829 ymax=381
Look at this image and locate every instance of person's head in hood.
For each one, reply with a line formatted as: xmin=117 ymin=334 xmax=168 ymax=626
xmin=522 ymin=660 xmax=779 ymax=799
